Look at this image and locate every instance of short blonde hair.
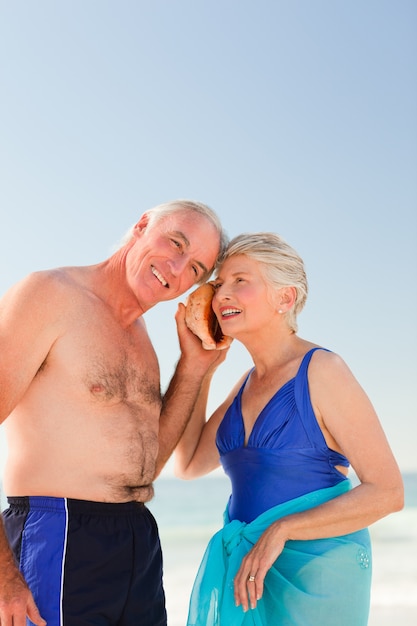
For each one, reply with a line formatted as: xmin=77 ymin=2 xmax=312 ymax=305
xmin=218 ymin=232 xmax=308 ymax=332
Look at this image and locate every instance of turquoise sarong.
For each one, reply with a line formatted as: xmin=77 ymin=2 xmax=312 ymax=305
xmin=187 ymin=481 xmax=372 ymax=625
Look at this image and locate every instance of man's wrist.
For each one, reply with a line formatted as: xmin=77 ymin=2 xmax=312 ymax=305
xmin=175 ymin=354 xmax=211 ymax=380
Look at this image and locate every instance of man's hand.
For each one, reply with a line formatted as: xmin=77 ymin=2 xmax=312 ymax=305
xmin=155 ymin=302 xmax=230 ymax=476
xmin=175 ymin=302 xmax=230 ymax=375
xmin=0 ymin=563 xmax=46 ymax=626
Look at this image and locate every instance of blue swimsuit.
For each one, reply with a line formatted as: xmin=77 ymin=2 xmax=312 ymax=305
xmin=216 ymin=347 xmax=350 ymax=522
xmin=186 ymin=347 xmax=372 ymax=625
xmin=2 ymin=498 xmax=166 ymax=625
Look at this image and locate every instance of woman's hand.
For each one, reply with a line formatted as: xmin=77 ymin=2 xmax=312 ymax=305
xmin=234 ymin=521 xmax=287 ymax=612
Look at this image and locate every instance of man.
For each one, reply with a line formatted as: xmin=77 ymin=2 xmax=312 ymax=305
xmin=0 ymin=199 xmax=228 ymax=625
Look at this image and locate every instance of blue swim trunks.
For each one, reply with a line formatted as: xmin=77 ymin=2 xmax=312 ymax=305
xmin=2 ymin=496 xmax=167 ymax=626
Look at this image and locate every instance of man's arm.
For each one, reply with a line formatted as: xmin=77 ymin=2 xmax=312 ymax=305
xmin=0 ymin=273 xmax=63 ymax=624
xmin=155 ymin=303 xmax=227 ymax=477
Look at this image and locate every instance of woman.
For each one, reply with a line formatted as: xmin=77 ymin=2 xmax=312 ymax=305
xmin=174 ymin=232 xmax=404 ymax=626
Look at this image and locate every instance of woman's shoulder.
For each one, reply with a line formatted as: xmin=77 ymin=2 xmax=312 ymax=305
xmin=307 ymin=346 xmax=355 ymax=385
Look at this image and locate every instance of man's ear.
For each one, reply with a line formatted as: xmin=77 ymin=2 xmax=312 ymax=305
xmin=132 ymin=212 xmax=150 ymax=237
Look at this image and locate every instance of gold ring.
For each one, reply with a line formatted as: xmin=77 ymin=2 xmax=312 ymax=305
xmin=248 ymin=575 xmax=256 ymax=582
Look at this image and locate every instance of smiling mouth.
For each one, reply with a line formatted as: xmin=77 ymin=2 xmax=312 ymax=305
xmin=151 ymin=266 xmax=169 ymax=288
xmin=221 ymin=308 xmax=241 ymax=318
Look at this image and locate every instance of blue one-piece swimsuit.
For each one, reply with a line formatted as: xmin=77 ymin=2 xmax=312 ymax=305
xmin=216 ymin=347 xmax=350 ymax=522
xmin=186 ymin=347 xmax=372 ymax=626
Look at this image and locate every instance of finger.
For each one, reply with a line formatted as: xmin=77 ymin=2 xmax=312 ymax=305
xmin=27 ymin=595 xmax=47 ymax=626
xmin=234 ymin=547 xmax=270 ymax=611
xmin=253 ymin=571 xmax=265 ymax=606
xmin=175 ymin=302 xmax=186 ymax=322
xmin=247 ymin=574 xmax=258 ymax=610
xmin=234 ymin=563 xmax=253 ymax=612
xmin=234 ymin=571 xmax=258 ymax=612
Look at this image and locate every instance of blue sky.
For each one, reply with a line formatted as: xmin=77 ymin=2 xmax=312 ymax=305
xmin=1 ymin=1 xmax=416 ymax=472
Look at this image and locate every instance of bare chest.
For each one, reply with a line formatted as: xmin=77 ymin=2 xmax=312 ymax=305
xmin=35 ymin=307 xmax=162 ymax=412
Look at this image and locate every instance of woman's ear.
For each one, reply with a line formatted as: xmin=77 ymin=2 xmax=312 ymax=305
xmin=278 ymin=286 xmax=297 ymax=312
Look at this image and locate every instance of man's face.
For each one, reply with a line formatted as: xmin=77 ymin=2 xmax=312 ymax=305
xmin=127 ymin=210 xmax=221 ymax=308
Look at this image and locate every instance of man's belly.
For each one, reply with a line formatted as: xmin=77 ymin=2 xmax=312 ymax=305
xmin=3 ymin=443 xmax=158 ymax=503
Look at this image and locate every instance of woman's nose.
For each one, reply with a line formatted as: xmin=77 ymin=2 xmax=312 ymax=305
xmin=214 ymin=285 xmax=230 ymax=301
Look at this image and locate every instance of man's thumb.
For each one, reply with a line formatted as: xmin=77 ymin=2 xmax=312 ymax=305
xmin=27 ymin=595 xmax=47 ymax=626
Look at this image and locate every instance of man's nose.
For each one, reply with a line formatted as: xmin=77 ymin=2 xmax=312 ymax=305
xmin=167 ymin=255 xmax=189 ymax=275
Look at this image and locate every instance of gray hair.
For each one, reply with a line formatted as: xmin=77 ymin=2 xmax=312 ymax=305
xmin=218 ymin=232 xmax=308 ymax=332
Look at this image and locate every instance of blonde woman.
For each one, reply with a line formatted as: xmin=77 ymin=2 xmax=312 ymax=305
xmin=174 ymin=232 xmax=403 ymax=626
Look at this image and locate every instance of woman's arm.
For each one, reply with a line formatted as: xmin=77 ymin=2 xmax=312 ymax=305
xmin=173 ymin=372 xmax=247 ymax=479
xmin=170 ymin=304 xmax=250 ymax=479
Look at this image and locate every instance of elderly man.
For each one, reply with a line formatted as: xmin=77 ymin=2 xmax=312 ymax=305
xmin=0 ymin=199 xmax=228 ymax=626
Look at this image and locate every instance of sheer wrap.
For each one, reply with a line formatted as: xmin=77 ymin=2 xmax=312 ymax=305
xmin=187 ymin=481 xmax=371 ymax=625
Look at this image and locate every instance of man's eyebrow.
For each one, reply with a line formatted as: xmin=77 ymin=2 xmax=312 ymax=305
xmin=172 ymin=230 xmax=209 ymax=275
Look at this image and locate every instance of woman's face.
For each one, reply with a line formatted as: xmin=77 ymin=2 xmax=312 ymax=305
xmin=212 ymin=254 xmax=278 ymax=338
